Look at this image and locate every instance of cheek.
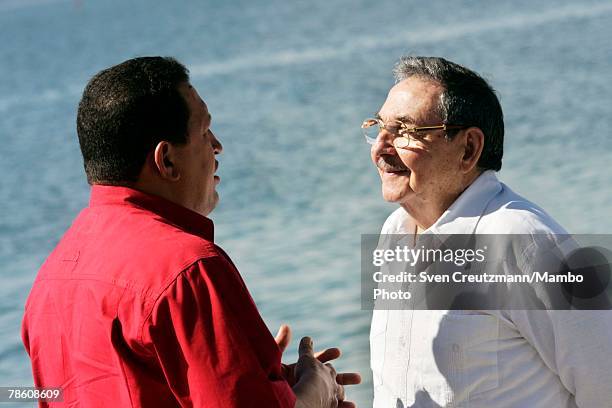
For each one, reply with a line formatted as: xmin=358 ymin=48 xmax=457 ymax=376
xmin=435 ymin=148 xmax=463 ymax=175
xmin=204 ymin=159 xmax=213 ymax=174
xmin=199 ymin=148 xmax=214 ymax=172
xmin=398 ymin=146 xmax=456 ymax=173
xmin=396 ymin=150 xmax=421 ymax=169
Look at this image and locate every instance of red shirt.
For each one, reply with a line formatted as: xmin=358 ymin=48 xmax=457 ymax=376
xmin=22 ymin=185 xmax=296 ymax=408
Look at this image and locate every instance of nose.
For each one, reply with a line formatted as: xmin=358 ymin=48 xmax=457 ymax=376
xmin=371 ymin=129 xmax=398 ymax=157
xmin=209 ymin=130 xmax=223 ymax=154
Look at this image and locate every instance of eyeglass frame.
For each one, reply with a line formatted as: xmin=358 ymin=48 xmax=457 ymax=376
xmin=361 ymin=117 xmax=468 ymax=145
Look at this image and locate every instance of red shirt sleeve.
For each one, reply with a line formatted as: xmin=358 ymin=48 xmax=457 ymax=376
xmin=142 ymin=256 xmax=296 ymax=408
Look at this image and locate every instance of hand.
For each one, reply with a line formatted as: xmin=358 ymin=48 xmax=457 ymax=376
xmin=275 ymin=325 xmax=361 ymax=388
xmin=275 ymin=325 xmax=361 ymax=407
xmin=293 ymin=336 xmax=342 ymax=408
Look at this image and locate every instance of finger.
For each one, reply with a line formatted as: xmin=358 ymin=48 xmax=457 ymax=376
xmin=274 ymin=324 xmax=291 ymax=353
xmin=314 ymin=347 xmax=341 ymax=363
xmin=338 ymin=401 xmax=356 ymax=408
xmin=336 ymin=373 xmax=362 ymax=385
xmin=298 ymin=337 xmax=314 ymax=358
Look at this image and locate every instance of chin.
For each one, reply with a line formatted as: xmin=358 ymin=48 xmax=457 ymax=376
xmin=378 ymin=169 xmax=414 ymax=200
xmin=381 ymin=187 xmax=412 ymax=203
xmin=210 ymin=192 xmax=220 ymax=211
xmin=380 ymin=176 xmax=413 ymax=203
xmin=197 ymin=193 xmax=219 ymax=217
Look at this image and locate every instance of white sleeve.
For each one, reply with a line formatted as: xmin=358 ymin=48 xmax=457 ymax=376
xmin=510 ymin=309 xmax=612 ymax=407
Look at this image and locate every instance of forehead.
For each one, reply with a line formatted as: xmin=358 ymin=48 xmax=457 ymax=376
xmin=378 ymin=77 xmax=443 ymax=123
xmin=179 ymin=83 xmax=209 ymax=122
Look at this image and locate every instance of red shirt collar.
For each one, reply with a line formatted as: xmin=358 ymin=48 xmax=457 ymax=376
xmin=89 ymin=185 xmax=214 ymax=242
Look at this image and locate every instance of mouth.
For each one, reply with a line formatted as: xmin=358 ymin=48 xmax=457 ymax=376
xmin=384 ymin=170 xmax=410 ymax=176
xmin=376 ymin=157 xmax=410 ymax=176
xmin=214 ymin=160 xmax=220 ymax=184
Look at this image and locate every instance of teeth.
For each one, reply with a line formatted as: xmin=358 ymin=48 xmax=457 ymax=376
xmin=377 ymin=157 xmax=409 ymax=173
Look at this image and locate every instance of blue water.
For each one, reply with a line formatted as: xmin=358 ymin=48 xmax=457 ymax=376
xmin=1 ymin=0 xmax=612 ymax=405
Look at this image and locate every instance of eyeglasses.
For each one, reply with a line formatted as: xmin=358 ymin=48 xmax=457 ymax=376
xmin=361 ymin=118 xmax=467 ymax=147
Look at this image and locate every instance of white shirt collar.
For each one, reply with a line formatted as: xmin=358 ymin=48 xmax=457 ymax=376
xmin=425 ymin=170 xmax=502 ymax=235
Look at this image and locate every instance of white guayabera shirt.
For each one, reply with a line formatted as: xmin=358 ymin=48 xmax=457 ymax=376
xmin=370 ymin=170 xmax=612 ymax=408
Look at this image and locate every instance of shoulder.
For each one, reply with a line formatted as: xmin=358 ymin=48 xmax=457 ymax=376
xmin=154 ymin=252 xmax=242 ymax=303
xmin=141 ymin=251 xmax=252 ymax=340
xmin=137 ymin=226 xmax=231 ymax=293
xmin=82 ymin=204 xmax=225 ymax=296
xmin=118 ymin=203 xmax=219 ymax=262
xmin=148 ymin=223 xmax=218 ymax=261
xmin=139 ymin=248 xmax=245 ymax=321
xmin=477 ymin=182 xmax=568 ymax=235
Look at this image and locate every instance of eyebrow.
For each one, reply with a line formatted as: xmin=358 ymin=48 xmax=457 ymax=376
xmin=375 ymin=112 xmax=417 ymax=124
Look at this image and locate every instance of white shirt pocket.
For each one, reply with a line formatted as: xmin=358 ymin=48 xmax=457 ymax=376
xmin=431 ymin=313 xmax=500 ymax=402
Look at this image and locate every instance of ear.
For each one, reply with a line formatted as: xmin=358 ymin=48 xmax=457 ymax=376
xmin=460 ymin=127 xmax=485 ymax=174
xmin=152 ymin=141 xmax=181 ymax=181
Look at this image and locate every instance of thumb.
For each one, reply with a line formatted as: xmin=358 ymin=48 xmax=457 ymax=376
xmin=298 ymin=336 xmax=314 ymax=359
xmin=275 ymin=324 xmax=292 ymax=353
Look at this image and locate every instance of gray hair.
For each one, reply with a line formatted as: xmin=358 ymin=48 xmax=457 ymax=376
xmin=393 ymin=56 xmax=504 ymax=171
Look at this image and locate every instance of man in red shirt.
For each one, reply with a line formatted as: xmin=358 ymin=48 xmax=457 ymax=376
xmin=22 ymin=57 xmax=359 ymax=407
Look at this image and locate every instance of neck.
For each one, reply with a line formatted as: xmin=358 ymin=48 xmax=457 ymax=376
xmin=401 ymin=193 xmax=457 ymax=231
xmin=132 ymin=178 xmax=195 ymax=214
xmin=402 ymin=171 xmax=481 ymax=230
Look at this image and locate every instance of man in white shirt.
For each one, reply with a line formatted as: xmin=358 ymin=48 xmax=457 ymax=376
xmin=365 ymin=56 xmax=612 ymax=407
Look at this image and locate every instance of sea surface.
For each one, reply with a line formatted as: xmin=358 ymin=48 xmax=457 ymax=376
xmin=1 ymin=0 xmax=611 ymax=406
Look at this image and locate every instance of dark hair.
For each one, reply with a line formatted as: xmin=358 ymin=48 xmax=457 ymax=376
xmin=393 ymin=56 xmax=504 ymax=171
xmin=77 ymin=56 xmax=190 ymax=184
